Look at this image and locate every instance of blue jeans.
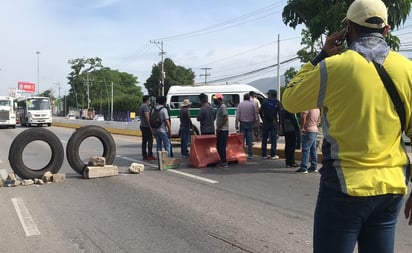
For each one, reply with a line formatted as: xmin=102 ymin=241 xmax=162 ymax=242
xmin=314 ymin=184 xmax=404 ymax=253
xmin=216 ymin=130 xmax=228 ymax=163
xmin=300 ymin=131 xmax=317 ymax=170
xmin=154 ymin=129 xmax=172 ymax=157
xmin=180 ymin=126 xmax=190 ymax=156
xmin=240 ymin=122 xmax=254 ymax=157
xmin=261 ymin=122 xmax=277 ymax=157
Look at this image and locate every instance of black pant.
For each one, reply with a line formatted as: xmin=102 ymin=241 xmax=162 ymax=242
xmin=140 ymin=126 xmax=153 ymax=158
xmin=284 ymin=131 xmax=297 ymax=165
xmin=216 ymin=130 xmax=228 ymax=163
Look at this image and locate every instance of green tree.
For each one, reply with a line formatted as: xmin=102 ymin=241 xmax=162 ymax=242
xmin=145 ymin=58 xmax=195 ymax=97
xmin=66 ymin=57 xmax=143 ymax=115
xmin=282 ymin=0 xmax=412 ymax=54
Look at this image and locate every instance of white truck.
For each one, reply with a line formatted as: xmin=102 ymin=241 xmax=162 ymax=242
xmin=0 ymin=96 xmax=17 ymax=128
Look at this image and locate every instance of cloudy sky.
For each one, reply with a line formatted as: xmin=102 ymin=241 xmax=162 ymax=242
xmin=1 ymin=0 xmax=411 ymax=97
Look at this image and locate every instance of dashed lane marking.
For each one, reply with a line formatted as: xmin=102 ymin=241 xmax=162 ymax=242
xmin=117 ymin=155 xmax=219 ymax=184
xmin=11 ymin=198 xmax=41 ymax=237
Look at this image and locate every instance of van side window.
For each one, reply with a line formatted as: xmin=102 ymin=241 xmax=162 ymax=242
xmin=170 ymin=95 xmax=202 ymax=109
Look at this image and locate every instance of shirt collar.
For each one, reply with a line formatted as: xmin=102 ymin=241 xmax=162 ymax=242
xmin=349 ymin=33 xmax=389 ymax=65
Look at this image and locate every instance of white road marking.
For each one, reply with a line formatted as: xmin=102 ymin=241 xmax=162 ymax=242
xmin=168 ymin=169 xmax=219 ymax=184
xmin=118 ymin=155 xmax=219 ymax=184
xmin=11 ymin=198 xmax=41 ymax=237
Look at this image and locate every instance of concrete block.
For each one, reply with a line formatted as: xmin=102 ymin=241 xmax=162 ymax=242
xmin=159 ymin=158 xmax=181 ymax=171
xmin=129 ymin=163 xmax=144 ymax=174
xmin=22 ymin=179 xmax=34 ymax=186
xmin=53 ymin=173 xmax=66 ymax=183
xmin=42 ymin=171 xmax=53 ymax=183
xmin=83 ymin=165 xmax=119 ymax=179
xmin=88 ymin=156 xmax=106 ymax=167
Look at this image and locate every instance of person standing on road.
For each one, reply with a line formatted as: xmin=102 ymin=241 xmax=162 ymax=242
xmin=282 ymin=0 xmax=412 ymax=251
xmin=152 ymin=96 xmax=172 ymax=157
xmin=214 ymin=93 xmax=229 ymax=168
xmin=259 ymin=89 xmax=282 ymax=160
xmin=280 ymin=109 xmax=300 ymax=167
xmin=179 ymin=99 xmax=192 ymax=158
xmin=235 ymin=93 xmax=257 ymax=159
xmin=295 ymin=109 xmax=320 ymax=173
xmin=249 ymin=91 xmax=261 ymax=142
xmin=197 ymin=93 xmax=215 ymax=135
xmin=139 ymin=95 xmax=156 ymax=161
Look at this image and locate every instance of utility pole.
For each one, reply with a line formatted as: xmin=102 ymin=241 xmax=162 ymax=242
xmin=83 ymin=74 xmax=93 ymax=110
xmin=150 ymin=40 xmax=166 ymax=96
xmin=276 ymin=34 xmax=281 ymax=101
xmin=54 ymin=82 xmax=61 ymax=115
xmin=200 ymin=67 xmax=211 ymax=85
xmin=111 ymin=81 xmax=114 ymax=121
xmin=36 ymin=51 xmax=40 ymax=95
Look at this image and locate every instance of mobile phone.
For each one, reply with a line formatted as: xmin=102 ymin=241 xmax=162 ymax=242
xmin=335 ymin=28 xmax=348 ymax=46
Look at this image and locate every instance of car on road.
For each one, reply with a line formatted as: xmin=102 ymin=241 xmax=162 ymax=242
xmin=66 ymin=114 xmax=76 ymax=120
xmin=93 ymin=114 xmax=105 ymax=121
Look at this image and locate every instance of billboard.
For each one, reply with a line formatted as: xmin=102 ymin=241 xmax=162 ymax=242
xmin=18 ymin=81 xmax=36 ymax=93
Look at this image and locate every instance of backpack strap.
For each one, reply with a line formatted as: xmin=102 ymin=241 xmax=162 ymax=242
xmin=373 ymin=62 xmax=406 ymax=131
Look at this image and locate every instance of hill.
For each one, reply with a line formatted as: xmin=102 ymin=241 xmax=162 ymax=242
xmin=248 ymin=76 xmax=285 ymax=93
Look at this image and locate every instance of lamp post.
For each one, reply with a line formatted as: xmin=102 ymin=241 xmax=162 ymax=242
xmin=110 ymin=81 xmax=113 ymax=121
xmin=36 ymin=51 xmax=40 ymax=94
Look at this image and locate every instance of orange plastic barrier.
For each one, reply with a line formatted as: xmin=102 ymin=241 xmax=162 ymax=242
xmin=189 ymin=133 xmax=247 ymax=168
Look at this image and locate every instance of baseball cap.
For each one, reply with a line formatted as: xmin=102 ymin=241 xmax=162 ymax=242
xmin=213 ymin=93 xmax=224 ymax=100
xmin=346 ymin=0 xmax=387 ymax=29
xmin=267 ymin=89 xmax=277 ymax=97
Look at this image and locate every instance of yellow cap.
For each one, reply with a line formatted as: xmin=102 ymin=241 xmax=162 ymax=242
xmin=346 ymin=0 xmax=387 ymax=28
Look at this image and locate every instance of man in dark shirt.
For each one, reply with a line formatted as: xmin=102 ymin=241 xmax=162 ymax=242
xmin=179 ymin=99 xmax=192 ymax=158
xmin=260 ymin=89 xmax=282 ymax=160
xmin=197 ymin=93 xmax=215 ymax=135
xmin=139 ymin=95 xmax=156 ymax=160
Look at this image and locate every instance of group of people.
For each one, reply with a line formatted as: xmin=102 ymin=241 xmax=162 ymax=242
xmin=235 ymin=88 xmax=321 ymax=174
xmin=138 ymin=93 xmax=230 ymax=167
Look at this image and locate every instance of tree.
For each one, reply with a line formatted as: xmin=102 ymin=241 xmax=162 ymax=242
xmin=282 ymin=0 xmax=412 ymax=54
xmin=66 ymin=57 xmax=143 ymax=116
xmin=144 ymin=58 xmax=195 ymax=97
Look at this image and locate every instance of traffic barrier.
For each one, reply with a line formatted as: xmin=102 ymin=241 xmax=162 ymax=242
xmin=189 ymin=133 xmax=247 ymax=168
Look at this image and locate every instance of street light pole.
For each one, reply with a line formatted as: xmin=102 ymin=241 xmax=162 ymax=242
xmin=36 ymin=51 xmax=40 ymax=94
xmin=111 ymin=81 xmax=114 ymax=121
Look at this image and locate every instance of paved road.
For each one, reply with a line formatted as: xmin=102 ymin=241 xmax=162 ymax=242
xmin=0 ymin=126 xmax=411 ymax=253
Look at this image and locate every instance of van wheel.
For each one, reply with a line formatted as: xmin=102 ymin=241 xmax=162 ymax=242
xmin=66 ymin=125 xmax=116 ymax=175
xmin=8 ymin=128 xmax=64 ymax=179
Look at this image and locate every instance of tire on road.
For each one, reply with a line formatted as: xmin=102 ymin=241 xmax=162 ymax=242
xmin=8 ymin=128 xmax=64 ymax=179
xmin=66 ymin=125 xmax=116 ymax=175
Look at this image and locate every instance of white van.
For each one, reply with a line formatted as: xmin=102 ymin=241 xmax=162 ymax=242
xmin=166 ymin=84 xmax=266 ymax=137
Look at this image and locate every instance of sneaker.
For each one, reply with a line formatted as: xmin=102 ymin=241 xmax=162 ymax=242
xmin=218 ymin=163 xmax=229 ymax=168
xmin=146 ymin=156 xmax=157 ymax=161
xmin=308 ymin=167 xmax=318 ymax=173
xmin=295 ymin=168 xmax=308 ymax=174
xmin=286 ymin=163 xmax=300 ymax=168
xmin=248 ymin=155 xmax=254 ymax=159
xmin=181 ymin=155 xmax=189 ymax=159
xmin=263 ymin=156 xmax=269 ymax=160
xmin=270 ymin=155 xmax=280 ymax=160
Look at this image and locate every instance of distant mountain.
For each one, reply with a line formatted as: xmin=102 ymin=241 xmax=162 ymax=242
xmin=248 ymin=76 xmax=285 ymax=93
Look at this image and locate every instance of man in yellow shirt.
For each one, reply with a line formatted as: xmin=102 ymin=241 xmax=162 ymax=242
xmin=283 ymin=0 xmax=412 ymax=252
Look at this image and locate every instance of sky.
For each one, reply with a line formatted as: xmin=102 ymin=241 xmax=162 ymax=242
xmin=1 ymin=0 xmax=412 ymax=97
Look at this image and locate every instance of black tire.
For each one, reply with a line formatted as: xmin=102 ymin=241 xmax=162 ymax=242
xmin=66 ymin=125 xmax=116 ymax=175
xmin=8 ymin=128 xmax=64 ymax=179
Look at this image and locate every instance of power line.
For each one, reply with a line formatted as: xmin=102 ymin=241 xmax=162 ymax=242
xmin=207 ymin=56 xmax=299 ymax=83
xmin=154 ymin=1 xmax=286 ymax=41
